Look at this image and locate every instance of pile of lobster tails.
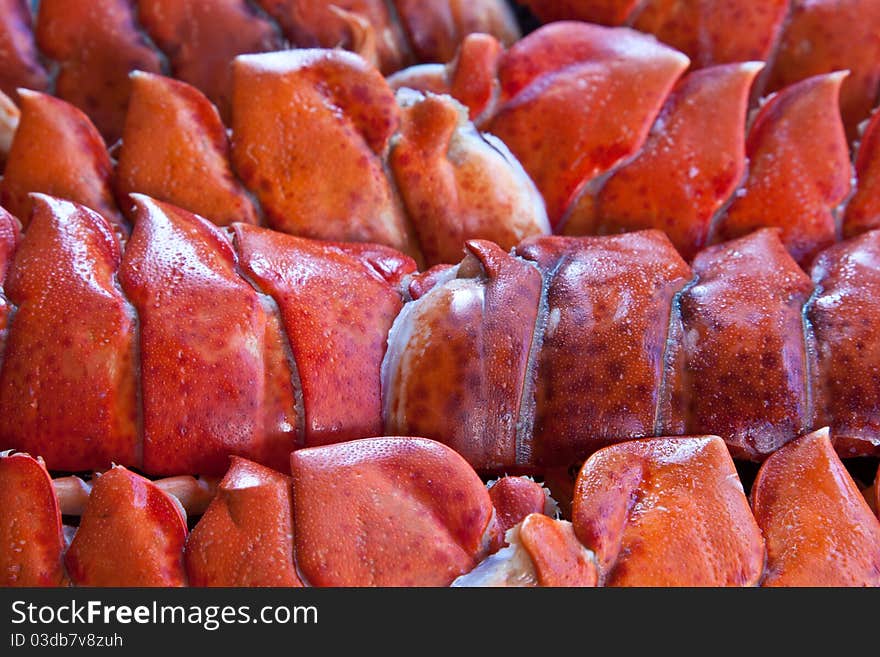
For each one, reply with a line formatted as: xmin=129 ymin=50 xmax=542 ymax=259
xmin=1 ymin=0 xmax=879 ymax=588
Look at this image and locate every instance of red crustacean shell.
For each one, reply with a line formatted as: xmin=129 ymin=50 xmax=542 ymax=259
xmin=0 ymin=453 xmax=65 ymax=587
xmin=118 ymin=196 xmax=300 ymax=475
xmin=751 ymin=429 xmax=880 ymax=586
xmin=116 ymin=71 xmax=259 ymax=227
xmin=289 ymin=437 xmax=495 ymax=587
xmin=35 ymin=0 xmax=163 ymax=144
xmin=572 ymin=436 xmax=765 ymax=586
xmin=0 ymin=0 xmax=47 ymax=101
xmin=64 ymin=466 xmax=187 ymax=587
xmin=0 ymin=90 xmax=123 ymax=232
xmin=136 ymin=0 xmax=283 ymax=123
xmin=0 ymin=2 xmax=879 ymax=589
xmin=185 ymin=457 xmax=302 ymax=587
xmin=0 ymin=196 xmax=138 ymax=472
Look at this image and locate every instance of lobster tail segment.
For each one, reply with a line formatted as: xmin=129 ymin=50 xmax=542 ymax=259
xmin=119 ymin=195 xmax=301 ymax=475
xmin=485 ymin=21 xmax=690 ymax=230
xmin=116 ymin=71 xmax=260 ymax=228
xmin=516 ymin=231 xmax=691 ymax=465
xmin=751 ymin=428 xmax=880 ymax=587
xmin=572 ymin=436 xmax=765 ymax=587
xmin=713 ymin=72 xmax=852 ymax=266
xmin=0 ymin=90 xmax=124 ymax=233
xmin=383 ymin=240 xmax=545 ymax=471
xmin=0 ymin=452 xmax=65 ymax=587
xmin=0 ymin=196 xmax=138 ymax=472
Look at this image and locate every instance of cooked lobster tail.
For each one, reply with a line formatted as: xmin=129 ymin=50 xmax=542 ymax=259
xmin=386 ymin=227 xmax=880 ymax=469
xmin=4 ymin=429 xmax=878 ymax=587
